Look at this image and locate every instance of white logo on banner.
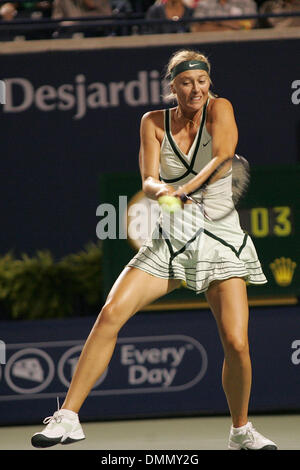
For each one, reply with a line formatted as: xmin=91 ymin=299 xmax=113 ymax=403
xmin=4 ymin=348 xmax=55 ymax=394
xmin=0 ymin=71 xmax=169 ymax=120
xmin=118 ymin=335 xmax=207 ymax=392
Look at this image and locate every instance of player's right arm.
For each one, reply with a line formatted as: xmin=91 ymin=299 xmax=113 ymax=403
xmin=139 ymin=111 xmax=175 ymax=200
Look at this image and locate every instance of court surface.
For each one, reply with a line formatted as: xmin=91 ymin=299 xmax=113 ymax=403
xmin=0 ymin=413 xmax=299 ymax=450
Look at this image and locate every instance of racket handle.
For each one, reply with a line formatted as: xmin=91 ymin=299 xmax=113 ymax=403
xmin=179 ymin=193 xmax=188 ymax=203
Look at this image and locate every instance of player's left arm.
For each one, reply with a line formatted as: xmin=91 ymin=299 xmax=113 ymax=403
xmin=174 ymin=98 xmax=238 ymax=197
xmin=209 ymin=97 xmax=238 ymax=159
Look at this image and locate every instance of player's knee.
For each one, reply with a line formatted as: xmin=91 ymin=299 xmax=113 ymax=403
xmin=224 ymin=335 xmax=249 ymax=357
xmin=95 ymin=301 xmax=123 ymax=333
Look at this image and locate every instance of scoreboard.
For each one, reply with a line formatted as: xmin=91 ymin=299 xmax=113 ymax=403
xmin=99 ymin=165 xmax=300 ymax=308
xmin=237 ymin=165 xmax=299 ymax=298
xmin=239 ymin=206 xmax=293 ymax=239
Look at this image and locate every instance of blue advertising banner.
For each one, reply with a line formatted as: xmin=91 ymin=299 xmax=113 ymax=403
xmin=0 ymin=304 xmax=299 ymax=426
xmin=0 ymin=36 xmax=299 ymax=259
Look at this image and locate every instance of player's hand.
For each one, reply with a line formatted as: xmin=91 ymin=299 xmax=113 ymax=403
xmin=173 ymin=187 xmax=192 ymax=205
xmin=155 ymin=184 xmax=176 ymax=200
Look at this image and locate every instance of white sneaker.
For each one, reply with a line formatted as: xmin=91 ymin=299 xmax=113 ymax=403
xmin=31 ymin=408 xmax=85 ymax=448
xmin=228 ymin=422 xmax=277 ymax=450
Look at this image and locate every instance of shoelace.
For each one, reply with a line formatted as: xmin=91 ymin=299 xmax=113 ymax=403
xmin=43 ymin=411 xmax=62 ymax=425
xmin=241 ymin=423 xmax=257 ymax=443
xmin=249 ymin=424 xmax=260 ymax=442
xmin=42 ymin=397 xmax=62 ymax=425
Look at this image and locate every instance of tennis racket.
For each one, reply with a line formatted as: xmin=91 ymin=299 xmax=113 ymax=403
xmin=158 ymin=154 xmax=250 ymax=222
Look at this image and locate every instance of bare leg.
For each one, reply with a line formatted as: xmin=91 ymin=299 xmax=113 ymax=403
xmin=62 ymin=267 xmax=181 ymax=413
xmin=205 ymin=277 xmax=251 ymax=428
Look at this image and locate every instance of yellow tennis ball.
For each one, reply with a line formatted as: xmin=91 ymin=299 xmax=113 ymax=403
xmin=158 ymin=195 xmax=181 ymax=213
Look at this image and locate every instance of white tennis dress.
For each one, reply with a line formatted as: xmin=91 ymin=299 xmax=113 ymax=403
xmin=127 ymin=101 xmax=267 ymax=294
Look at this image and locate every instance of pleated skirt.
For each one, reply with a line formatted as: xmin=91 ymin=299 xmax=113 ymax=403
xmin=126 ymin=203 xmax=267 ymax=294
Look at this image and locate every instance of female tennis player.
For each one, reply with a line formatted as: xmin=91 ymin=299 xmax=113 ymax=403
xmin=32 ymin=49 xmax=277 ymax=450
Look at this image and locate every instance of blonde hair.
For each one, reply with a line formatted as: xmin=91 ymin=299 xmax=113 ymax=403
xmin=164 ymin=49 xmax=214 ymax=102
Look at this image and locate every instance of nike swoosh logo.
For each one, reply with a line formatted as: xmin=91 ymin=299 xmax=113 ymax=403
xmin=189 ymin=63 xmax=198 ymax=67
xmin=203 ymin=139 xmax=211 ymax=147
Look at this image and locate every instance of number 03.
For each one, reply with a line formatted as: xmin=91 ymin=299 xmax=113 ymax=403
xmin=250 ymin=206 xmax=291 ymax=237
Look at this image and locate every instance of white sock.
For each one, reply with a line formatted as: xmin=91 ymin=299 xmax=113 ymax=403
xmin=60 ymin=408 xmax=78 ymax=419
xmin=232 ymin=422 xmax=249 ymax=433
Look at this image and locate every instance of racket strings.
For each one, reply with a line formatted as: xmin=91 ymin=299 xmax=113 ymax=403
xmin=199 ymin=154 xmax=250 ymax=221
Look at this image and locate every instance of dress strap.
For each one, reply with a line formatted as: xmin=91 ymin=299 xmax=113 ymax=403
xmin=161 ymin=101 xmax=208 ymax=184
